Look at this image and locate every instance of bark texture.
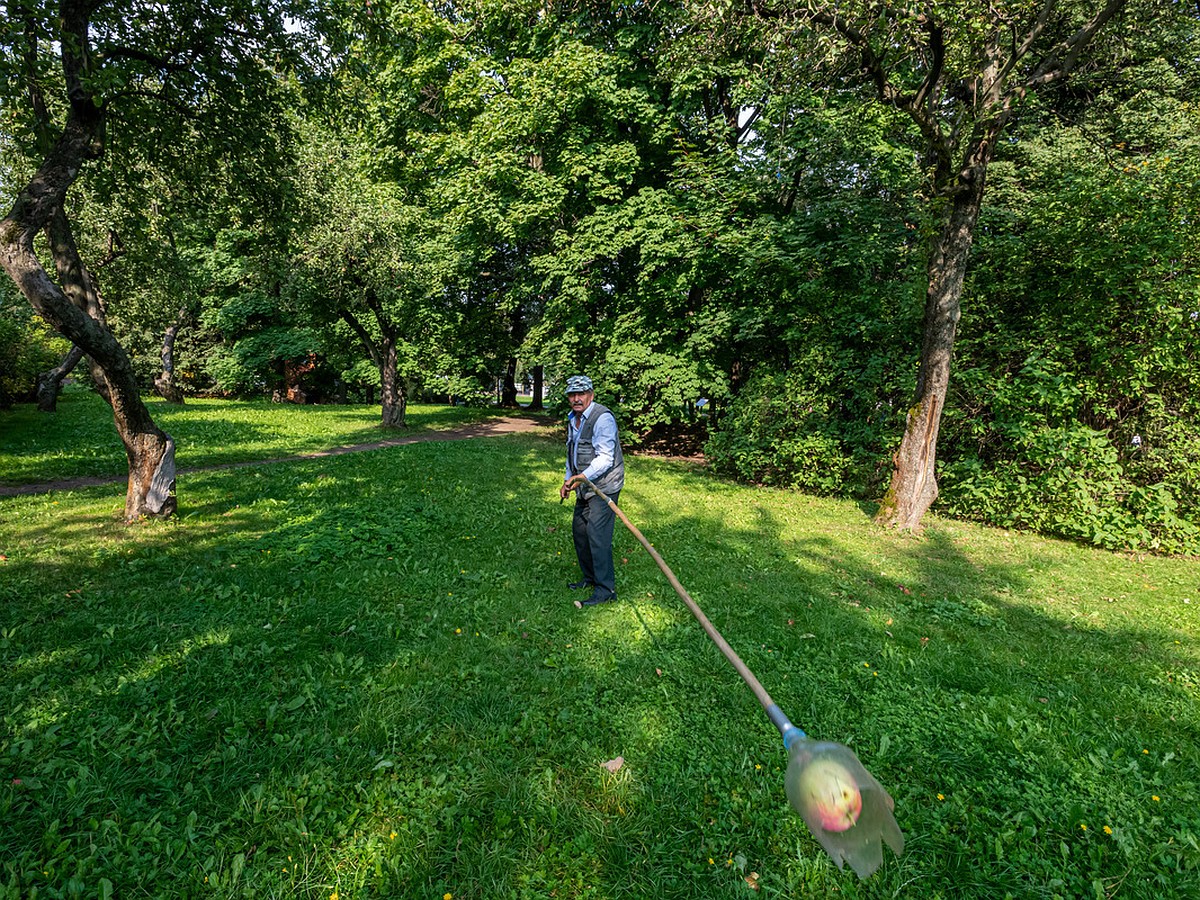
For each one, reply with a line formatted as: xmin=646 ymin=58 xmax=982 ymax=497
xmin=875 ymin=175 xmax=986 ymax=528
xmin=500 ymin=357 xmax=519 ymax=407
xmin=380 ymin=338 xmax=406 ymax=428
xmin=362 ymin=290 xmax=407 ymax=429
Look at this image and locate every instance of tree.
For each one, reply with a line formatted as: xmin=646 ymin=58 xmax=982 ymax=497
xmin=292 ymin=124 xmax=456 ymax=427
xmin=0 ymin=0 xmax=301 ymax=519
xmin=747 ymin=0 xmax=1127 ymax=529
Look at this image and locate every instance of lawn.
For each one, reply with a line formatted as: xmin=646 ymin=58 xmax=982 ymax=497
xmin=0 ymin=389 xmax=507 ymax=486
xmin=1 ymin=397 xmax=1197 ymax=899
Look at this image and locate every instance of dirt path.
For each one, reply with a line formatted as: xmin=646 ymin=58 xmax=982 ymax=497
xmin=0 ymin=415 xmax=553 ymax=498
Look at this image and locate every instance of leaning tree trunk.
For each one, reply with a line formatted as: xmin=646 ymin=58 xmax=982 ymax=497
xmin=1 ymin=88 xmax=175 ymax=521
xmin=46 ymin=209 xmax=113 ymax=406
xmin=875 ymin=173 xmax=987 ymax=530
xmin=36 ymin=343 xmax=85 ymax=411
xmin=154 ymin=308 xmax=187 ymax=403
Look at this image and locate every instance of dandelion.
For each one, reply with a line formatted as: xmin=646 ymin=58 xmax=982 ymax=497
xmin=1103 ymin=826 xmax=1113 ymax=835
xmin=1143 ymin=749 xmax=1149 ymax=754
xmin=390 ymin=831 xmax=397 ymax=840
xmin=937 ymin=793 xmax=945 ymax=801
xmin=755 ymin=764 xmax=762 ymax=770
xmin=444 ymin=894 xmax=453 ymax=900
xmin=1152 ymin=795 xmax=1161 ymax=802
xmin=708 ymin=858 xmax=715 ymax=865
xmin=330 ymin=893 xmax=338 ymax=900
xmin=455 ymin=628 xmax=462 ymax=634
xmin=1080 ymin=823 xmax=1088 ymax=831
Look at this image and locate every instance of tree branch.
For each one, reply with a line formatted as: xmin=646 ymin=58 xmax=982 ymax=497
xmin=339 ymin=308 xmax=382 ymax=368
xmin=1025 ymin=0 xmax=1127 ymax=87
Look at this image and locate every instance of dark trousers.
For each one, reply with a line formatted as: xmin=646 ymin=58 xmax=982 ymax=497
xmin=572 ymin=490 xmax=619 ymax=595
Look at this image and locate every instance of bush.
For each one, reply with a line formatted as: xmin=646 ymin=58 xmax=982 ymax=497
xmin=705 ymin=371 xmax=864 ymax=495
xmin=937 ymin=353 xmax=1200 ymax=554
xmin=0 ymin=309 xmax=70 ymax=408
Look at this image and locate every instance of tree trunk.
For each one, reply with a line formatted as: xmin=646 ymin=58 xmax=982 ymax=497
xmin=154 ymin=309 xmax=187 ymax=404
xmin=500 ymin=356 xmax=519 ymax=407
xmin=45 ymin=209 xmax=114 ymax=405
xmin=362 ymin=290 xmax=406 ymax=428
xmin=875 ymin=173 xmax=987 ymax=530
xmin=1 ymin=72 xmax=175 ymax=521
xmin=36 ymin=344 xmax=85 ymax=411
xmin=529 ymin=364 xmax=544 ymax=411
xmin=380 ymin=336 xmax=406 ymax=428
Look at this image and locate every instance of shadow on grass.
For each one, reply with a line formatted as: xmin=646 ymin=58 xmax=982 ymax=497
xmin=0 ymin=392 xmax=555 ymax=487
xmin=1 ymin=439 xmax=1196 ymax=898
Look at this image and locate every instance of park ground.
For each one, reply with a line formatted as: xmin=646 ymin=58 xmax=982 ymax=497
xmin=1 ymin=395 xmax=1197 ymax=899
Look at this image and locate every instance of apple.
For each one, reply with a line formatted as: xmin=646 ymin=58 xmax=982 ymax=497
xmin=795 ymin=757 xmax=863 ymax=832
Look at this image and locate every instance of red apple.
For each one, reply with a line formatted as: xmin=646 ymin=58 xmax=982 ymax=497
xmin=795 ymin=757 xmax=863 ymax=832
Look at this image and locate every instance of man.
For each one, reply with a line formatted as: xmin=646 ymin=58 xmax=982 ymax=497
xmin=559 ymin=374 xmax=624 ymax=607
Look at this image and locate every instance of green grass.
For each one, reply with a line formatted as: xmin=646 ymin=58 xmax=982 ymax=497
xmin=0 ymin=388 xmax=512 ymax=485
xmin=1 ymin=399 xmax=1198 ymax=899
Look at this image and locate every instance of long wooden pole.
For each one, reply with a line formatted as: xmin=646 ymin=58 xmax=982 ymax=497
xmin=579 ymin=476 xmax=805 ymax=747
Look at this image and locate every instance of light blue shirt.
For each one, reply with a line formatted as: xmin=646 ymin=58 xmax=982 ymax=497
xmin=566 ymin=401 xmax=618 ymax=482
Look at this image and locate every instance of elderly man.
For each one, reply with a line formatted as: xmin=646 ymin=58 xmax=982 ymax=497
xmin=559 ymin=374 xmax=625 ymax=607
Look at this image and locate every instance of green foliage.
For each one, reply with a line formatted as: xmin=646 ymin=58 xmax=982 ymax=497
xmin=0 ymin=305 xmax=69 ymax=408
xmin=705 ymin=371 xmax=853 ymax=494
xmin=0 ymin=404 xmax=1197 ymax=897
xmin=938 ymin=75 xmax=1200 ymax=554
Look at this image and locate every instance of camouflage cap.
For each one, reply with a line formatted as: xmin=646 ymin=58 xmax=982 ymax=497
xmin=565 ymin=375 xmax=594 ymax=394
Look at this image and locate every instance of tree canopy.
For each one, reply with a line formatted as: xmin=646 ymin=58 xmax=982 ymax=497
xmin=2 ymin=0 xmax=1198 ymax=551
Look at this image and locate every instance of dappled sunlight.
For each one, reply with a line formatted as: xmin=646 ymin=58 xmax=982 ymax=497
xmin=3 ymin=434 xmax=1197 ymax=897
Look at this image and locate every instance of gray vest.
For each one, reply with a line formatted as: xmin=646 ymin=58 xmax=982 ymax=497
xmin=569 ymin=402 xmax=625 ymax=498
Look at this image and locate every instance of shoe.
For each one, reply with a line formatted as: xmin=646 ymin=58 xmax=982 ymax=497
xmin=574 ymin=591 xmax=617 ymax=609
xmin=568 ymin=579 xmax=593 ymax=590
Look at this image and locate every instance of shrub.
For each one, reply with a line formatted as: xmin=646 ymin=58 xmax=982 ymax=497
xmin=705 ymin=371 xmax=860 ymax=495
xmin=0 ymin=309 xmax=70 ymax=407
